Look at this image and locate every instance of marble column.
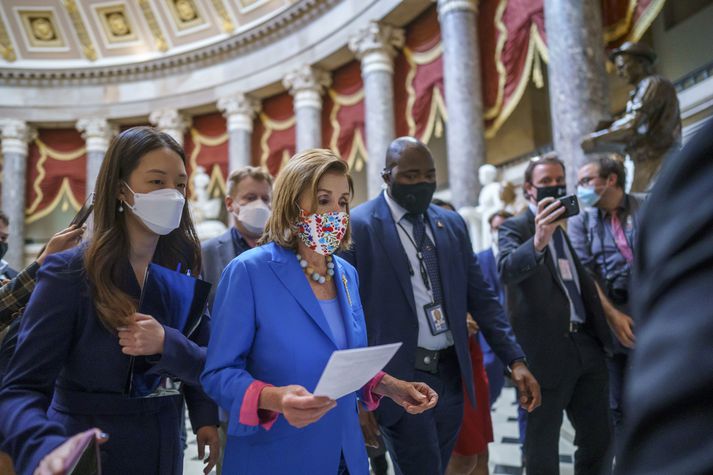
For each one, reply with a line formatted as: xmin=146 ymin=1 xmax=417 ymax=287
xmin=0 ymin=119 xmax=35 ymax=268
xmin=283 ymin=66 xmax=331 ymax=152
xmin=544 ymin=0 xmax=610 ymax=190
xmin=76 ymin=118 xmax=115 ymax=194
xmin=149 ymin=108 xmax=190 ymax=146
xmin=349 ymin=22 xmax=405 ymax=198
xmin=218 ymin=93 xmax=261 ymax=172
xmin=438 ymin=0 xmax=485 ymax=209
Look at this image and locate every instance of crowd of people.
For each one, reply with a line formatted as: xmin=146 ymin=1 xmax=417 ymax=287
xmin=0 ymin=116 xmax=710 ymax=475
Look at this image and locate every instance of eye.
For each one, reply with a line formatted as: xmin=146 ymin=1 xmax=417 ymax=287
xmin=339 ymin=200 xmax=348 ymax=209
xmin=176 ymin=183 xmax=187 ymax=190
xmin=149 ymin=179 xmax=164 ymax=186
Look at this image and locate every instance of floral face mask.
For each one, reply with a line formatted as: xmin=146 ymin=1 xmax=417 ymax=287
xmin=294 ymin=208 xmax=349 ymax=256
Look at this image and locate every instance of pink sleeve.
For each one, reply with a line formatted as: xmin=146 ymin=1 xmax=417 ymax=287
xmin=360 ymin=371 xmax=386 ymax=411
xmin=238 ymin=380 xmax=279 ymax=430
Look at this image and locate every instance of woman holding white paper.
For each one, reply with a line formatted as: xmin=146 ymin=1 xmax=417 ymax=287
xmin=202 ymin=149 xmax=438 ymax=475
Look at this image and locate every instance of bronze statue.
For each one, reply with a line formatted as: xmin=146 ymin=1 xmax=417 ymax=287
xmin=581 ymin=42 xmax=681 ymax=192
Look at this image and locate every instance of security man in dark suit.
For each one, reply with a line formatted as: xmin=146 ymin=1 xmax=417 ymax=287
xmin=497 ymin=153 xmax=613 ymax=475
xmin=341 ymin=137 xmax=540 ymax=475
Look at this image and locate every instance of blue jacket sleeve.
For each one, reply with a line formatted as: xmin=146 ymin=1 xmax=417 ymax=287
xmin=0 ymin=254 xmax=80 ymax=474
xmin=200 ymin=259 xmax=260 ymax=437
xmin=153 ymin=323 xmax=206 ymax=385
xmin=180 ymin=314 xmax=219 ymax=433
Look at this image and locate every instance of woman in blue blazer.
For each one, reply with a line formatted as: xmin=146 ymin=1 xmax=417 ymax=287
xmin=0 ymin=127 xmax=219 ymax=475
xmin=202 ymin=150 xmax=438 ymax=475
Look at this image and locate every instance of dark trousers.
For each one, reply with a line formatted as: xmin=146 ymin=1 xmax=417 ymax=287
xmin=381 ymin=355 xmax=464 ymax=475
xmin=606 ymin=352 xmax=629 ymax=453
xmin=525 ymin=332 xmax=612 ymax=475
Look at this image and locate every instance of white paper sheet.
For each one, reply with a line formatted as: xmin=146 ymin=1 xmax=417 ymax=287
xmin=313 ymin=342 xmax=403 ymax=400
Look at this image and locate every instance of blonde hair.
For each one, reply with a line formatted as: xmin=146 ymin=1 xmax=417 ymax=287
xmin=260 ymin=149 xmax=353 ymax=251
xmin=226 ymin=166 xmax=273 ymax=197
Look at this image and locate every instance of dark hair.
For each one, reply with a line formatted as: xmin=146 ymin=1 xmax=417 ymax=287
xmin=432 ymin=198 xmax=456 ymax=211
xmin=84 ymin=126 xmax=201 ymax=330
xmin=524 ymin=152 xmax=566 ymax=185
xmin=0 ymin=210 xmax=8 ymax=227
xmin=587 ymin=156 xmax=626 ymax=189
xmin=488 ymin=210 xmax=513 ymax=227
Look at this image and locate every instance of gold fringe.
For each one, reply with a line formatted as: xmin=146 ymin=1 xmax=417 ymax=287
xmin=327 ymin=88 xmax=366 ymax=170
xmin=484 ymin=0 xmax=509 ymax=120
xmin=259 ymin=112 xmax=295 ymax=171
xmin=26 ymin=140 xmax=85 ymax=217
xmin=604 ymin=0 xmax=637 ymax=43
xmin=187 ymin=127 xmax=228 ymax=196
xmin=629 ymin=0 xmax=667 ymax=42
xmin=26 ymin=178 xmax=82 ymax=224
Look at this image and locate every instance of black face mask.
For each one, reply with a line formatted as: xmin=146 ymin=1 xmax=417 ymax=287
xmin=390 ymin=181 xmax=436 ymax=215
xmin=0 ymin=241 xmax=7 ymax=261
xmin=535 ymin=185 xmax=566 ymax=202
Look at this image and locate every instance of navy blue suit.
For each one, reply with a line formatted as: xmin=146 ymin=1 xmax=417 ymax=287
xmin=341 ymin=193 xmax=524 ymax=473
xmin=0 ymin=247 xmax=218 ymax=475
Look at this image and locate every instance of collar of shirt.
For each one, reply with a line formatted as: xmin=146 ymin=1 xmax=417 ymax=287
xmin=230 ymin=226 xmax=250 ymax=254
xmin=383 ymin=189 xmax=410 ymax=224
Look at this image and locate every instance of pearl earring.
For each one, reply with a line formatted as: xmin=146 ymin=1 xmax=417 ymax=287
xmin=118 ymin=203 xmax=124 ymax=213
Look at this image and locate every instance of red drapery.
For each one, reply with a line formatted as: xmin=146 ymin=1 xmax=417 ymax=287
xmin=252 ymin=92 xmax=296 ymax=176
xmin=183 ymin=112 xmax=228 ymax=197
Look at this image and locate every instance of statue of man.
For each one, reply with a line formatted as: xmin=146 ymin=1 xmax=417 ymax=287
xmin=581 ymin=42 xmax=681 ymax=192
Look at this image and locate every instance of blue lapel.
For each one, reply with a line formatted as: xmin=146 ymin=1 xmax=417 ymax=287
xmin=332 ymin=259 xmax=359 ymax=349
xmin=267 ymin=244 xmax=338 ymax=349
xmin=372 ymin=194 xmax=417 ymax=316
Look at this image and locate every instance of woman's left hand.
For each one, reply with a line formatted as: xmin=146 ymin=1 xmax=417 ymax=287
xmin=375 ymin=374 xmax=438 ymax=414
xmin=196 ymin=426 xmax=220 ymax=475
xmin=117 ymin=313 xmax=165 ymax=356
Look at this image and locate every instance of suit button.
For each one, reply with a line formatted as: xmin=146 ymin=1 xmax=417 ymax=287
xmin=424 ymin=356 xmax=432 ymax=365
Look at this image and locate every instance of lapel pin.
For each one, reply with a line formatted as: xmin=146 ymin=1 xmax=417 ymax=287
xmin=436 ymin=220 xmax=444 ymax=229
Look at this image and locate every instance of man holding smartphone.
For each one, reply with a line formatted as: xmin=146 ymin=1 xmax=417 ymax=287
xmin=497 ymin=153 xmax=613 ymax=475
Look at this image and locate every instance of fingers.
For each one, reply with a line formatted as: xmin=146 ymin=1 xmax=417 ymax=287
xmin=538 ymin=202 xmax=565 ymax=225
xmin=284 ymin=393 xmax=335 ymax=410
xmin=197 ymin=437 xmax=205 ymax=461
xmin=536 ymin=197 xmax=555 ymax=214
xmin=526 ymin=378 xmax=542 ymax=412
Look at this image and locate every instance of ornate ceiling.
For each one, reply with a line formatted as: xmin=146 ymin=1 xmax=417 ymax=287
xmin=0 ymin=0 xmax=300 ymax=67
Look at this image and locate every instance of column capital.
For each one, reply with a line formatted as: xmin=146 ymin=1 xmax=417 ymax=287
xmin=437 ymin=0 xmax=478 ymax=17
xmin=76 ymin=118 xmax=117 ymax=153
xmin=283 ymin=66 xmax=332 ymax=110
xmin=349 ymin=22 xmax=405 ymax=75
xmin=217 ymin=93 xmax=262 ymax=132
xmin=0 ymin=119 xmax=36 ymax=156
xmin=149 ymin=108 xmax=190 ymax=144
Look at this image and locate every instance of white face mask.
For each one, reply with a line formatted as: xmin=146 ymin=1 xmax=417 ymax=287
xmin=123 ymin=183 xmax=185 ymax=236
xmin=236 ymin=199 xmax=271 ymax=237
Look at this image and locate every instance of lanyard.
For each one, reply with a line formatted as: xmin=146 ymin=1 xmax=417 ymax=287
xmin=397 ymin=220 xmax=434 ymax=298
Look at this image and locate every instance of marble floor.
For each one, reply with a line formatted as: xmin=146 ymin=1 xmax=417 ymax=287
xmin=182 ymin=387 xmax=576 ymax=475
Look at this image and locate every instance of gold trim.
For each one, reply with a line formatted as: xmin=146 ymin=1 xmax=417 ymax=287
xmin=138 ymin=0 xmax=169 ymax=52
xmin=187 ymin=127 xmax=228 ymax=196
xmin=26 ymin=140 xmax=85 ymax=216
xmin=26 ymin=178 xmax=81 ymax=224
xmin=208 ymin=163 xmax=227 ymax=197
xmin=258 ymin=112 xmax=295 ymax=170
xmin=403 ymin=43 xmax=445 ymax=138
xmin=484 ymin=0 xmax=509 ymax=120
xmin=410 ymin=43 xmax=442 ymax=65
xmin=0 ymin=13 xmax=16 ymax=61
xmin=531 ymin=25 xmax=548 ymax=63
xmin=604 ymin=0 xmax=637 ymax=43
xmin=327 ymin=88 xmax=366 ymax=170
xmin=210 ymin=0 xmax=235 ymax=34
xmin=420 ymin=86 xmax=448 ymax=144
xmin=629 ymin=0 xmax=666 ymax=42
xmin=64 ymin=0 xmax=98 ymax=60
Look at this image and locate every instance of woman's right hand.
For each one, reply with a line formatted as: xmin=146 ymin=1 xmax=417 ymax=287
xmin=262 ymin=385 xmax=336 ymax=429
xmin=34 ymin=429 xmax=108 ymax=475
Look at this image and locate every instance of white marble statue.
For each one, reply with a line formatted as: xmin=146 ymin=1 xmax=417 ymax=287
xmin=189 ymin=166 xmax=227 ymax=241
xmin=476 ymin=164 xmax=505 ymax=250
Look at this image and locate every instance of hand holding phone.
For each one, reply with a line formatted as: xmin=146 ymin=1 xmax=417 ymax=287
xmin=557 ymin=194 xmax=580 ymax=219
xmin=70 ymin=193 xmax=95 ymax=228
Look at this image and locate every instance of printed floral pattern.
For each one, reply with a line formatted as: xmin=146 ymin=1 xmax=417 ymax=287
xmin=294 ymin=209 xmax=349 ymax=256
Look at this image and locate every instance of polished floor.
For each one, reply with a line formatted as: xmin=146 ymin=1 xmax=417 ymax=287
xmin=182 ymin=387 xmax=576 ymax=475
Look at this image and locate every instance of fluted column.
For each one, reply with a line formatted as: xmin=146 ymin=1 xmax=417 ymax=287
xmin=349 ymin=22 xmax=405 ymax=198
xmin=283 ymin=66 xmax=331 ymax=152
xmin=149 ymin=109 xmax=190 ymax=146
xmin=76 ymin=118 xmax=115 ymax=194
xmin=218 ymin=93 xmax=261 ymax=172
xmin=0 ymin=120 xmax=35 ymax=268
xmin=438 ymin=0 xmax=485 ymax=209
xmin=544 ymin=0 xmax=610 ymax=190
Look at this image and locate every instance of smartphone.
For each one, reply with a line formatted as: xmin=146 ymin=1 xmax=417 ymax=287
xmin=70 ymin=192 xmax=95 ymax=227
xmin=558 ymin=194 xmax=580 ymax=219
xmin=63 ymin=430 xmax=102 ymax=475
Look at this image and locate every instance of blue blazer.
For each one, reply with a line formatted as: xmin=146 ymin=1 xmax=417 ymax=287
xmin=201 ymin=242 xmax=371 ymax=475
xmin=477 ymin=248 xmax=505 ymax=306
xmin=340 ymin=193 xmax=524 ymax=426
xmin=0 ymin=247 xmax=218 ymax=475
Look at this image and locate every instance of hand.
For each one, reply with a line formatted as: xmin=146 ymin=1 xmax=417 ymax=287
xmin=358 ymin=406 xmax=381 ymax=449
xmin=34 ymin=429 xmax=108 ymax=475
xmin=196 ymin=426 xmax=220 ymax=475
xmin=608 ymin=309 xmax=636 ymax=349
xmin=37 ymin=225 xmax=85 ymax=265
xmin=511 ymin=361 xmax=541 ymax=412
xmin=466 ymin=315 xmax=479 ymax=338
xmin=375 ymin=374 xmax=438 ymax=414
xmin=581 ymin=135 xmax=597 ymax=153
xmin=533 ymin=197 xmax=566 ymax=252
xmin=117 ymin=313 xmax=165 ymax=356
xmin=276 ymin=385 xmax=336 ymax=429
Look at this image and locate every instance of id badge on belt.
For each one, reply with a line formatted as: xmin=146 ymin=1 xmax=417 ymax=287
xmin=424 ymin=302 xmax=449 ymax=335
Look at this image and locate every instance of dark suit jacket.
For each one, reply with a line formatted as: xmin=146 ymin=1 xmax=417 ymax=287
xmin=497 ymin=209 xmax=611 ymax=389
xmin=477 ymin=248 xmax=504 ymax=306
xmin=341 ymin=193 xmax=524 ymax=426
xmin=201 ymin=228 xmax=251 ymax=311
xmin=615 ymin=119 xmax=713 ymax=475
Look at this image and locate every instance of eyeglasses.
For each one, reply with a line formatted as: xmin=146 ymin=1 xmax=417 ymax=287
xmin=577 ymin=175 xmax=600 ymax=187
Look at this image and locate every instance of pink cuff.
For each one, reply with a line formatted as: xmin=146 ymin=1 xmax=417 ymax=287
xmin=239 ymin=380 xmax=279 ymax=430
xmin=361 ymin=371 xmax=386 ymax=411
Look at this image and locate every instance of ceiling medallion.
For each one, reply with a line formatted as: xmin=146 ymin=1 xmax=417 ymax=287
xmin=19 ymin=10 xmax=64 ymax=48
xmin=168 ymin=0 xmax=205 ymax=30
xmin=97 ymin=4 xmax=138 ymax=44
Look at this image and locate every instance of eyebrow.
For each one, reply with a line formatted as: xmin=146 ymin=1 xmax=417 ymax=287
xmin=317 ymin=188 xmax=350 ymax=196
xmin=146 ymin=169 xmax=187 ymax=178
